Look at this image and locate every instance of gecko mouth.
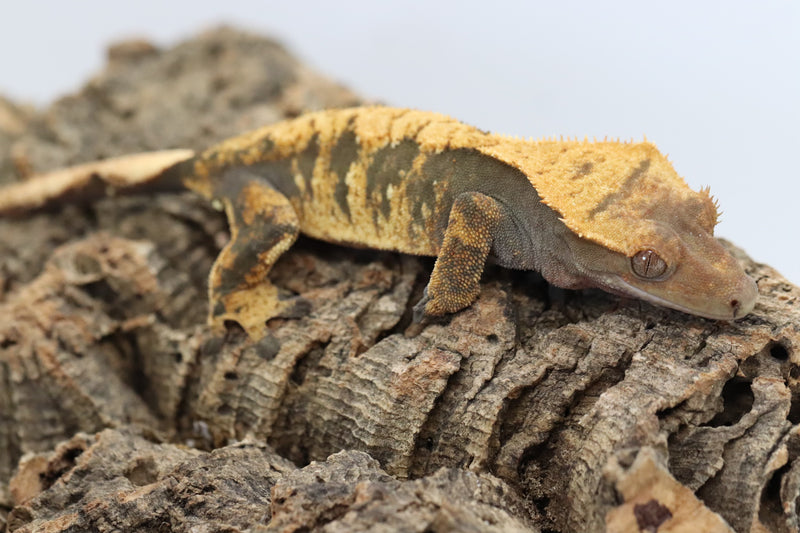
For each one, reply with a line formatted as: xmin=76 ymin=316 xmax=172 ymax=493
xmin=607 ymin=276 xmax=757 ymax=321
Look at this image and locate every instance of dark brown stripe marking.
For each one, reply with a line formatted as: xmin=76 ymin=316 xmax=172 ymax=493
xmin=570 ymin=161 xmax=594 ymax=180
xmin=259 ymin=135 xmax=275 ymax=157
xmin=406 ymin=171 xmax=436 ymax=239
xmin=633 ymin=499 xmax=672 ymax=531
xmin=588 ymin=159 xmax=650 ymax=219
xmin=330 ymin=129 xmax=359 ymax=220
xmin=366 ymin=139 xmax=421 ymax=223
xmin=215 ymin=163 xmax=299 ymax=201
xmin=297 ymin=133 xmax=319 ymax=199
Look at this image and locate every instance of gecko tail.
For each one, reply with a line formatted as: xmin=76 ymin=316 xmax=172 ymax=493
xmin=0 ymin=149 xmax=195 ymax=216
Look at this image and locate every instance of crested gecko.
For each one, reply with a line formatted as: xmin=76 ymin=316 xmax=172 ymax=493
xmin=0 ymin=106 xmax=758 ymax=339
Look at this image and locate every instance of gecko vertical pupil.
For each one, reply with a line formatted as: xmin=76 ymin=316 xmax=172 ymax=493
xmin=631 ymin=249 xmax=668 ymax=279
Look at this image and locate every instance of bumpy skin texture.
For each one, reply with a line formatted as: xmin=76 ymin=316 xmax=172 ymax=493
xmin=0 ymin=106 xmax=758 ymax=339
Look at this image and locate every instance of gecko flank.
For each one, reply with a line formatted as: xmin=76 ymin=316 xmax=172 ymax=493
xmin=0 ymin=106 xmax=758 ymax=339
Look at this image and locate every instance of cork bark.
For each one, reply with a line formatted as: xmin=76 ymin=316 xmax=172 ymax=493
xmin=1 ymin=28 xmax=798 ymax=533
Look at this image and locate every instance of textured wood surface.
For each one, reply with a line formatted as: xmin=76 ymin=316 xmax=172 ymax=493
xmin=1 ymin=27 xmax=798 ymax=533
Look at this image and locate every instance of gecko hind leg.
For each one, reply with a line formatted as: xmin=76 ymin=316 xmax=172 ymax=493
xmin=413 ymin=191 xmax=503 ymax=322
xmin=208 ymin=177 xmax=300 ymax=340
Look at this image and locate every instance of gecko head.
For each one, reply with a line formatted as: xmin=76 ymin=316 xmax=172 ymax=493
xmin=560 ymin=187 xmax=758 ymax=320
xmin=487 ymin=136 xmax=757 ymax=319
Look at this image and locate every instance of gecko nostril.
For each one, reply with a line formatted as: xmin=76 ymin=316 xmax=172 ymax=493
xmin=730 ymin=299 xmax=740 ymax=316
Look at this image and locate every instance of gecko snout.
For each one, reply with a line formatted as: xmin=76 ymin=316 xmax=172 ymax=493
xmin=729 ymin=275 xmax=758 ymax=319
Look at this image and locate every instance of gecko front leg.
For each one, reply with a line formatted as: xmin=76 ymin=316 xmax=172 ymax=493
xmin=207 ymin=170 xmax=300 ymax=339
xmin=414 ymin=191 xmax=504 ymax=321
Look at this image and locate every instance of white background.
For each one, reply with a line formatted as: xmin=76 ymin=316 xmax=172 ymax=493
xmin=1 ymin=1 xmax=797 ymax=283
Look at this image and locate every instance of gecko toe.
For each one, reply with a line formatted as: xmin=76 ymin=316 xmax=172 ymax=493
xmin=412 ymin=287 xmax=431 ymax=324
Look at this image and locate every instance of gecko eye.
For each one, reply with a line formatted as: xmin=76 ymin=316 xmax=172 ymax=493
xmin=631 ymin=249 xmax=668 ymax=279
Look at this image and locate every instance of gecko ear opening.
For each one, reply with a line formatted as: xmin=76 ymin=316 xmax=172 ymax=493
xmin=631 ymin=249 xmax=669 ymax=279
